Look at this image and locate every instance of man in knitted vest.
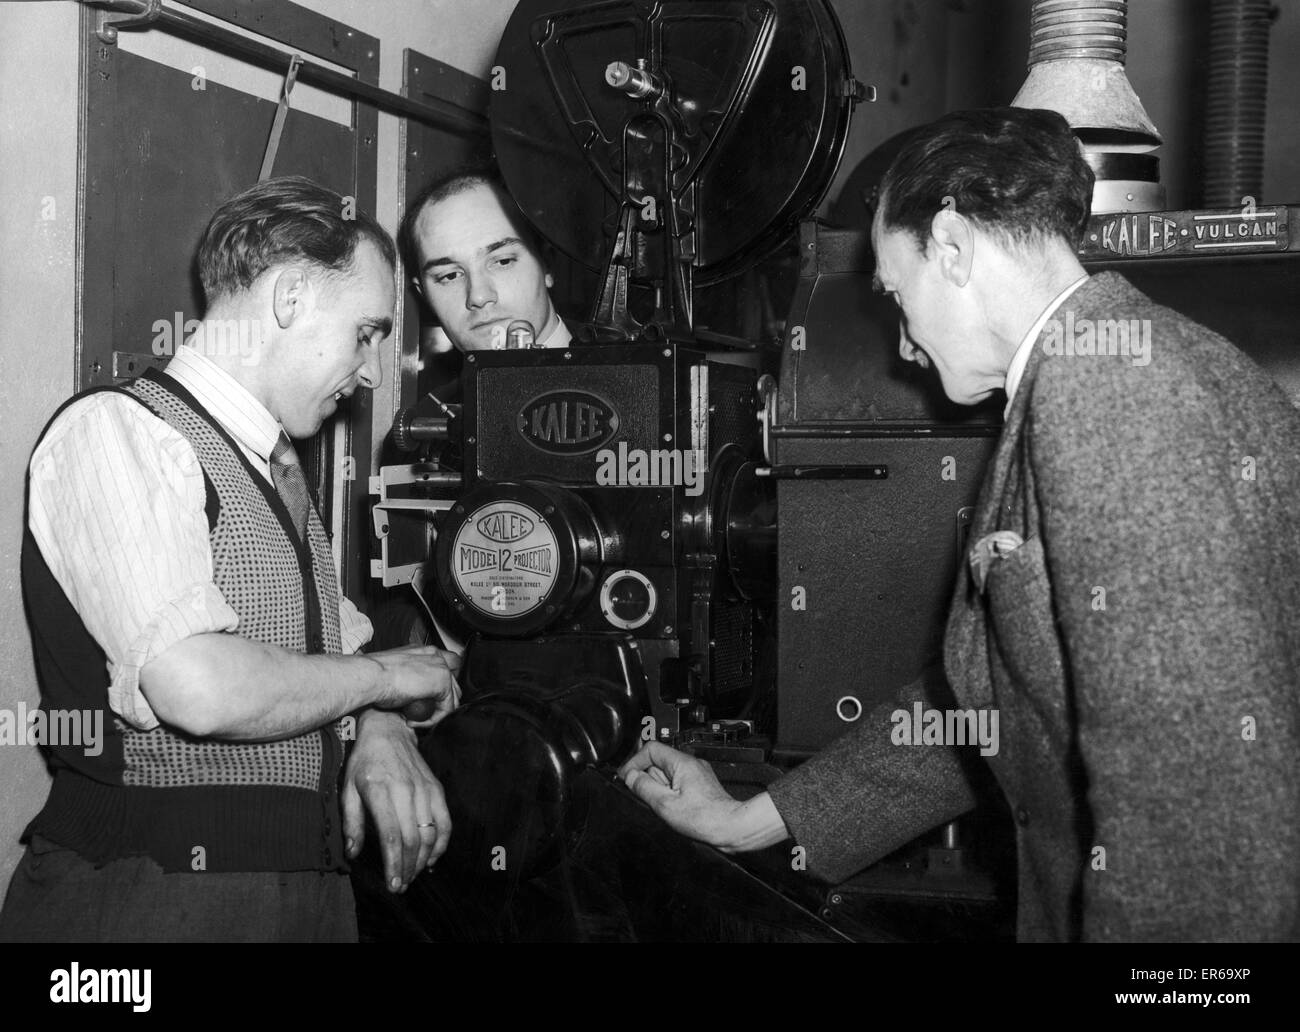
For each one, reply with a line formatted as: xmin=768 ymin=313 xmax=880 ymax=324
xmin=0 ymin=177 xmax=461 ymax=942
xmin=619 ymin=108 xmax=1300 ymax=941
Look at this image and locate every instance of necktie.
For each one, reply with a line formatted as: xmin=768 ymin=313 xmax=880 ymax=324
xmin=270 ymin=432 xmax=311 ymax=543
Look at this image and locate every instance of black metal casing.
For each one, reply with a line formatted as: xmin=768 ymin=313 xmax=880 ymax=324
xmin=772 ymin=223 xmax=1001 ymax=756
xmin=434 ymin=343 xmax=767 ymax=740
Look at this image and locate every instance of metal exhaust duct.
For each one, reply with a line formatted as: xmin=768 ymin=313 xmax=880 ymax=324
xmin=1203 ymin=0 xmax=1272 ymax=208
xmin=1011 ymin=0 xmax=1165 ymax=212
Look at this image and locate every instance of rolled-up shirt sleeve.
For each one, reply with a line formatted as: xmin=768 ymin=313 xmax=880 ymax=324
xmin=27 ymin=393 xmax=240 ymax=730
xmin=338 ymin=593 xmax=373 ymax=655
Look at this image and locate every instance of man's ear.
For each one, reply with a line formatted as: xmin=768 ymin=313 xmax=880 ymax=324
xmin=929 ymin=209 xmax=975 ymax=288
xmin=272 ymin=267 xmax=309 ymax=329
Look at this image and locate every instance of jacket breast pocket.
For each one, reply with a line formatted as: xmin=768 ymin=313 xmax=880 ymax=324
xmin=984 ymin=534 xmax=1065 ymax=688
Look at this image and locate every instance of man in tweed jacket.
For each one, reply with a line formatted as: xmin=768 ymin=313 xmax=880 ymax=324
xmin=621 ymin=108 xmax=1300 ymax=941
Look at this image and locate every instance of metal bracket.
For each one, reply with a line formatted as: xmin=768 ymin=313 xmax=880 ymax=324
xmin=93 ymin=0 xmax=162 ymax=46
xmin=926 ymin=821 xmax=966 ymax=880
xmin=688 ymin=362 xmax=709 ymax=469
xmin=111 ymin=350 xmax=167 ymax=379
xmin=259 ymin=53 xmax=304 ymax=181
xmin=756 ymin=373 xmax=777 ymax=465
xmin=841 ymin=78 xmax=876 ymax=104
xmin=369 ymin=463 xmax=460 ymax=587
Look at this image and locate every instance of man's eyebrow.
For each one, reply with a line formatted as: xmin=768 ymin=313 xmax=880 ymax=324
xmin=362 ymin=316 xmax=393 ymax=337
xmin=483 ymin=236 xmax=524 ymax=255
xmin=421 ymin=237 xmax=524 ymax=274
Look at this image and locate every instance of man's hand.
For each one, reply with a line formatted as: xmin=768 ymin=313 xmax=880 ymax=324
xmin=343 ymin=708 xmax=451 ymax=893
xmin=368 ymin=644 xmax=462 ymax=724
xmin=618 ymin=742 xmax=789 ymax=853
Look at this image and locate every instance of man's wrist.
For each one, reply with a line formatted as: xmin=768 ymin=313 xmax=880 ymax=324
xmin=721 ymin=791 xmax=790 ymax=852
xmin=355 ymin=652 xmax=392 ymax=708
xmin=356 ymin=706 xmax=412 ymax=739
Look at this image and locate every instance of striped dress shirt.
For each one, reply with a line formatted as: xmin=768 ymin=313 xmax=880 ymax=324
xmin=27 ymin=344 xmax=372 ymax=731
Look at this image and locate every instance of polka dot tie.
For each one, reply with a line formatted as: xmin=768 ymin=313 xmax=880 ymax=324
xmin=270 ymin=432 xmax=311 ymax=543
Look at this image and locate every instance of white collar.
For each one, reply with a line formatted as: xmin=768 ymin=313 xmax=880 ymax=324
xmin=536 ymin=315 xmax=571 ymax=349
xmin=165 ymin=344 xmax=283 ymax=464
xmin=1003 ymin=274 xmax=1090 ymax=417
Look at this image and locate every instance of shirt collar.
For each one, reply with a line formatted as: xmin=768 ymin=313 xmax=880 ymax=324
xmin=1003 ymin=274 xmax=1090 ymax=417
xmin=536 ymin=316 xmax=571 ymax=349
xmin=165 ymin=344 xmax=283 ymax=464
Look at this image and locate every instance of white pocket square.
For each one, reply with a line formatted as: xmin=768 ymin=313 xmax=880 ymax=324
xmin=969 ymin=530 xmax=1025 ymax=593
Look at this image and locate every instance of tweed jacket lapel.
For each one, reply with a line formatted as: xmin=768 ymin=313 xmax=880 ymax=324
xmin=942 ymin=305 xmax=1058 ymax=710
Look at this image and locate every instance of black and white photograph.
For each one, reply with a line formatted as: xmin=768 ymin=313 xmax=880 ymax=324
xmin=0 ymin=0 xmax=1296 ymax=1001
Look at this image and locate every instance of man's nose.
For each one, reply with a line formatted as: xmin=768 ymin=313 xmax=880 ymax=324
xmin=465 ymin=270 xmax=496 ymax=310
xmin=358 ymin=346 xmax=382 ymax=391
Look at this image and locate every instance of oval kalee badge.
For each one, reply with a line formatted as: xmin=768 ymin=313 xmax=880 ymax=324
xmin=516 ymin=390 xmax=620 ymax=455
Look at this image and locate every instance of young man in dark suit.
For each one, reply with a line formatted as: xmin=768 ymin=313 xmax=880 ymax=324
xmin=620 ymin=107 xmax=1300 ymax=942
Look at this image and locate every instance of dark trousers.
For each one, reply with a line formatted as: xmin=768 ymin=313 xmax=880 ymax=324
xmin=0 ymin=835 xmax=356 ymax=943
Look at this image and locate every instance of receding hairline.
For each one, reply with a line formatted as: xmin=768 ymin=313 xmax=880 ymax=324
xmin=222 ymin=237 xmax=395 ymax=306
xmin=874 ymin=108 xmax=1093 ymax=254
xmin=275 ymin=233 xmax=395 ymax=280
xmin=408 ymin=181 xmax=535 ymax=269
xmin=411 ymin=176 xmax=506 ymax=228
xmin=874 ymin=181 xmax=1064 ymax=261
xmin=197 ymin=173 xmax=397 ymax=307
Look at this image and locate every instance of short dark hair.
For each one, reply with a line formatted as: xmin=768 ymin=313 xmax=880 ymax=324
xmin=879 ymin=108 xmax=1094 ymax=253
xmin=197 ymin=176 xmax=395 ymax=304
xmin=397 ymin=162 xmax=543 ymax=277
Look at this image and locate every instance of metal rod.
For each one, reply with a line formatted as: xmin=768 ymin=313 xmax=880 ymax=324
xmin=769 ymin=424 xmax=1002 ymax=438
xmin=691 ymin=327 xmax=764 ymax=351
xmin=81 ymin=0 xmax=488 ymax=136
xmin=755 ymin=465 xmax=889 ymax=480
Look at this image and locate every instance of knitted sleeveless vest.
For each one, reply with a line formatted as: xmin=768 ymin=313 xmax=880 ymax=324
xmin=23 ymin=370 xmax=348 ymax=873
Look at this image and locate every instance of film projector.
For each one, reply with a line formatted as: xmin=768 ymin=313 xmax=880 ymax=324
xmin=363 ymin=0 xmax=1010 ymax=941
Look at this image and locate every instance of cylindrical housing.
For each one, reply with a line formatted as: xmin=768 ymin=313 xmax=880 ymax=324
xmin=392 ymin=409 xmax=452 ymax=452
